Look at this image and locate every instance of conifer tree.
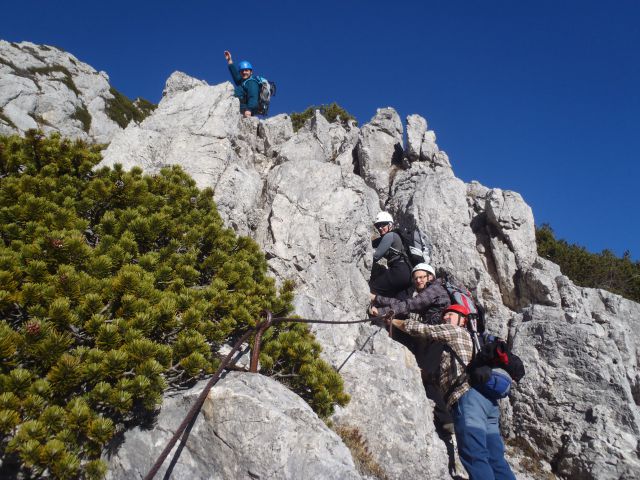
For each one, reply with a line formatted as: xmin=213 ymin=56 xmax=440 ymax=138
xmin=536 ymin=224 xmax=640 ymax=302
xmin=290 ymin=103 xmax=357 ymax=131
xmin=0 ymin=131 xmax=348 ymax=479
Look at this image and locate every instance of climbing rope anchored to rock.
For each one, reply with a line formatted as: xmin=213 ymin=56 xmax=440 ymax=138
xmin=144 ymin=310 xmax=394 ymax=480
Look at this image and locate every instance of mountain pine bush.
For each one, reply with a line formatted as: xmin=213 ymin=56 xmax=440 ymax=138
xmin=0 ymin=131 xmax=349 ymax=479
xmin=105 ymin=88 xmax=156 ymax=129
xmin=291 ymin=103 xmax=357 ymax=132
xmin=536 ymin=224 xmax=640 ymax=302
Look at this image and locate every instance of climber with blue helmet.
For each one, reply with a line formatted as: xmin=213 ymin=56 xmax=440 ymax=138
xmin=224 ymin=50 xmax=259 ymax=117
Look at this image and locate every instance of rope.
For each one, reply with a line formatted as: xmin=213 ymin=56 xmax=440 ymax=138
xmin=271 ymin=315 xmax=383 ymax=325
xmin=144 ymin=311 xmax=392 ymax=479
xmin=336 ymin=328 xmax=381 ymax=372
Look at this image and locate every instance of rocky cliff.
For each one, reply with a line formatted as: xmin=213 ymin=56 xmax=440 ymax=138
xmin=98 ymin=72 xmax=640 ymax=480
xmin=2 ymin=42 xmax=639 ymax=480
xmin=0 ymin=40 xmax=153 ymax=144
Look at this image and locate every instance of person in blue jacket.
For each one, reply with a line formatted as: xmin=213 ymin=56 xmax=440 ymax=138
xmin=224 ymin=50 xmax=259 ymax=117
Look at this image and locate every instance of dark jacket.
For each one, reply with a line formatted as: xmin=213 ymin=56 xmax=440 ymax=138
xmin=372 ymin=231 xmax=405 ymax=265
xmin=375 ymin=280 xmax=451 ymax=325
xmin=228 ymin=64 xmax=259 ymax=114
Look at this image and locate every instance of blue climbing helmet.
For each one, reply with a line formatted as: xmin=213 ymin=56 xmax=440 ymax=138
xmin=238 ymin=60 xmax=253 ymax=71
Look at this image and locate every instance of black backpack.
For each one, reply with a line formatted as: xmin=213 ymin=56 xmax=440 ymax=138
xmin=446 ymin=330 xmax=525 ymax=401
xmin=437 ymin=270 xmax=524 ymax=399
xmin=397 ymin=225 xmax=431 ymax=266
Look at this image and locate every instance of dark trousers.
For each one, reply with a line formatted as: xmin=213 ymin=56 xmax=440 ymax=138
xmin=369 ymin=260 xmax=412 ymax=298
xmin=390 ymin=329 xmax=453 ymax=428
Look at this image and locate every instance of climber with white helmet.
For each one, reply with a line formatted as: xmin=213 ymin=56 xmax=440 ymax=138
xmin=224 ymin=50 xmax=259 ymax=117
xmin=370 ymin=263 xmax=454 ymax=437
xmin=369 ymin=211 xmax=412 ymax=298
xmin=370 ymin=262 xmax=449 ymax=324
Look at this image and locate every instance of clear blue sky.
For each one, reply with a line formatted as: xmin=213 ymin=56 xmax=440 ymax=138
xmin=4 ymin=0 xmax=639 ymax=260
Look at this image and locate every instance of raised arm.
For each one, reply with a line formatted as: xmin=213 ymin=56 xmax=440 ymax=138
xmin=225 ymin=50 xmax=243 ymax=85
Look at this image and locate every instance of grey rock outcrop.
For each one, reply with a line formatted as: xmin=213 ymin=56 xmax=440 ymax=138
xmin=466 ymin=183 xmax=537 ymax=311
xmin=162 ymin=71 xmax=208 ymax=99
xmin=511 ymin=291 xmax=640 ymax=479
xmin=387 ymin=164 xmax=513 ymax=334
xmin=100 ymin=80 xmax=262 ymax=234
xmin=405 ymin=114 xmax=426 ymax=162
xmin=0 ymin=40 xmax=151 ymax=143
xmin=332 ymin=350 xmax=449 ymax=479
xmin=354 ymin=107 xmax=404 ymax=204
xmin=106 ymin=373 xmax=362 ymax=480
xmin=276 ymin=109 xmax=358 ymax=167
xmin=258 ymin=113 xmax=294 ymax=158
xmin=405 ymin=114 xmax=442 ymax=165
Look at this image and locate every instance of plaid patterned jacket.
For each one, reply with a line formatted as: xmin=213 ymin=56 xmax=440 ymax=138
xmin=403 ymin=321 xmax=473 ymax=407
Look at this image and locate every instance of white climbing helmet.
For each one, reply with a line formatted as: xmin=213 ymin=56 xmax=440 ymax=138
xmin=411 ymin=263 xmax=435 ymax=277
xmin=374 ymin=211 xmax=394 ymax=226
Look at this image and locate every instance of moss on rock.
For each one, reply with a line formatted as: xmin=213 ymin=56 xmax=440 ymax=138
xmin=105 ymin=88 xmax=156 ymax=129
xmin=71 ymin=106 xmax=92 ymax=133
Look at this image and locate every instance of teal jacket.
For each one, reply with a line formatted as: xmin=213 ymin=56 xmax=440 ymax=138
xmin=228 ymin=64 xmax=259 ymax=114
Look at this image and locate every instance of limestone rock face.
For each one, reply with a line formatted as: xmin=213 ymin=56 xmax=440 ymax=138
xmin=465 ymin=184 xmax=537 ymax=311
xmin=276 ymin=109 xmax=357 ymax=166
xmin=510 ymin=292 xmax=640 ymax=480
xmin=162 ymin=70 xmax=208 ymax=99
xmin=387 ymin=164 xmax=513 ymax=334
xmin=355 ymin=107 xmax=404 ymax=204
xmin=485 ymin=188 xmax=537 ymax=269
xmin=99 ymin=79 xmax=262 ymax=235
xmin=100 ymin=76 xmax=452 ymax=479
xmin=332 ymin=350 xmax=449 ymax=480
xmin=0 ymin=40 xmax=129 ymax=143
xmin=406 ymin=113 xmax=442 ymax=165
xmin=518 ymin=257 xmax=563 ymax=308
xmin=258 ymin=113 xmax=295 ymax=158
xmin=405 ymin=114 xmax=427 ymax=162
xmin=105 ymin=373 xmax=362 ymax=480
xmin=27 ymin=61 xmax=635 ymax=479
xmin=256 ymin=159 xmax=377 ymax=308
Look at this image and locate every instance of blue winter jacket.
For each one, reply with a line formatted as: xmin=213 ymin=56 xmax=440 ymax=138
xmin=228 ymin=64 xmax=259 ymax=114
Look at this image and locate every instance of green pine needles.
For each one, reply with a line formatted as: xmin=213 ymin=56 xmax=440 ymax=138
xmin=0 ymin=131 xmax=349 ymax=479
xmin=536 ymin=224 xmax=640 ymax=302
xmin=290 ymin=103 xmax=358 ymax=132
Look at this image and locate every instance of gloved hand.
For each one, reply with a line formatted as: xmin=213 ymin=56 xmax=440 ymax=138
xmin=370 ymin=316 xmax=386 ymax=328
